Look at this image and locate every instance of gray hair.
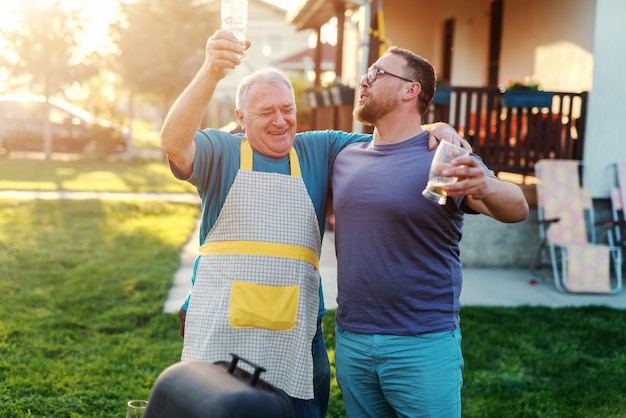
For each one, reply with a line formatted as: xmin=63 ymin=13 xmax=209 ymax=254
xmin=236 ymin=68 xmax=296 ymax=111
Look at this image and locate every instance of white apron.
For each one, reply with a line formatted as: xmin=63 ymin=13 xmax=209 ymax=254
xmin=182 ymin=139 xmax=321 ymax=399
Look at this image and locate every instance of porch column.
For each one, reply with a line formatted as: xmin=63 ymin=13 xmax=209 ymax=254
xmin=584 ymin=0 xmax=626 ymax=197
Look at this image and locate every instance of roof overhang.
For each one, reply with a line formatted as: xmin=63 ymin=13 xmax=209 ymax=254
xmin=287 ymin=0 xmax=365 ymax=31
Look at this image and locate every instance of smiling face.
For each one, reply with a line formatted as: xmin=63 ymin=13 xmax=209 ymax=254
xmin=236 ymin=81 xmax=297 ymax=158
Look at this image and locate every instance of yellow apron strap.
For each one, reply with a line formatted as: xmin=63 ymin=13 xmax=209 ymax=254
xmin=199 ymin=240 xmax=319 ymax=270
xmin=240 ymin=138 xmax=301 ymax=177
xmin=240 ymin=138 xmax=254 ymax=171
xmin=288 ymin=147 xmax=301 ymax=177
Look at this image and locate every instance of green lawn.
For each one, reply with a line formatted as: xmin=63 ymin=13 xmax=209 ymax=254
xmin=2 ymin=159 xmax=626 ymax=417
xmin=0 ymin=158 xmax=195 ymax=193
xmin=0 ymin=199 xmax=198 ymax=417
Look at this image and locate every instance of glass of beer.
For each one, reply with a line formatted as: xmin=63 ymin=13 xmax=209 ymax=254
xmin=422 ymin=141 xmax=470 ymax=205
xmin=126 ymin=400 xmax=148 ymax=418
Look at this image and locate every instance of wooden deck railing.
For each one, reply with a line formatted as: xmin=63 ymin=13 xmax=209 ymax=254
xmin=308 ymin=86 xmax=588 ymax=178
xmin=425 ymin=86 xmax=588 ymax=177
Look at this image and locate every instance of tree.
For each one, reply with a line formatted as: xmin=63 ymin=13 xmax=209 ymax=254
xmin=0 ymin=0 xmax=99 ymax=159
xmin=110 ymin=0 xmax=219 ymax=110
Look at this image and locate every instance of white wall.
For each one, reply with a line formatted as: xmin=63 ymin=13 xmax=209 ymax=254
xmin=499 ymin=0 xmax=595 ymax=91
xmin=584 ymin=0 xmax=626 ymax=197
xmin=384 ymin=0 xmax=597 ymax=90
xmin=442 ymin=0 xmax=491 ymax=86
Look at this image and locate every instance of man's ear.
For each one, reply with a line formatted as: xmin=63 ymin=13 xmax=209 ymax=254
xmin=234 ymin=108 xmax=245 ymax=131
xmin=404 ymin=82 xmax=421 ymax=100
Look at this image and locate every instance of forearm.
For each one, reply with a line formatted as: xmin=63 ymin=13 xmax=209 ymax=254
xmin=161 ymin=29 xmax=247 ymax=175
xmin=161 ymin=63 xmax=220 ymax=175
xmin=467 ymin=178 xmax=529 ymax=223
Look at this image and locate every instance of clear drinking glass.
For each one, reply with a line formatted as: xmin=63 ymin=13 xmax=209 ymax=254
xmin=126 ymin=400 xmax=148 ymax=418
xmin=422 ymin=141 xmax=470 ymax=205
xmin=221 ymin=0 xmax=248 ymax=43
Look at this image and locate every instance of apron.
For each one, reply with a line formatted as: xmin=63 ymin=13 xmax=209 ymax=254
xmin=182 ymin=139 xmax=321 ymax=399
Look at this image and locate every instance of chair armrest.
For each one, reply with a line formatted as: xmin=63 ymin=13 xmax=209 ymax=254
xmin=538 ymin=217 xmax=560 ymax=226
xmin=595 ymin=219 xmax=626 ymax=228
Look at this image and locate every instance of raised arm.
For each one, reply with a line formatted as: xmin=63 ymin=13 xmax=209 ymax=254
xmin=443 ymin=155 xmax=530 ymax=223
xmin=161 ymin=30 xmax=249 ymax=178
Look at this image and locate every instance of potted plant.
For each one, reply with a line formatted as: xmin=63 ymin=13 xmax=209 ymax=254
xmin=304 ymin=87 xmax=326 ymax=108
xmin=304 ymin=88 xmax=317 ymax=108
xmin=432 ymin=76 xmax=453 ymax=105
xmin=502 ymin=79 xmax=553 ymax=108
xmin=328 ymin=82 xmax=355 ymax=106
xmin=319 ymin=88 xmax=333 ymax=107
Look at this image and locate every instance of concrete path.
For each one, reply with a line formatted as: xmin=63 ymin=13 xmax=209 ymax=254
xmin=164 ymin=226 xmax=626 ymax=312
xmin=163 ymin=218 xmax=200 ymax=313
xmin=0 ymin=190 xmax=199 ymax=203
xmin=4 ymin=190 xmax=622 ymax=311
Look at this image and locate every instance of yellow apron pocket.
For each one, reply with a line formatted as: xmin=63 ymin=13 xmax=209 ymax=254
xmin=228 ymin=281 xmax=299 ymax=331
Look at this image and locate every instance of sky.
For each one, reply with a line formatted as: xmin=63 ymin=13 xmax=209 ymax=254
xmin=0 ymin=0 xmax=299 ymax=52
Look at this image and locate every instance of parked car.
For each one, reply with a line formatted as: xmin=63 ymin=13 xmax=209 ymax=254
xmin=0 ymin=94 xmax=128 ymax=158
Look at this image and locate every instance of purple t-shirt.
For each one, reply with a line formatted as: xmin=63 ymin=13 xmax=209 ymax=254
xmin=331 ymin=131 xmax=491 ymax=335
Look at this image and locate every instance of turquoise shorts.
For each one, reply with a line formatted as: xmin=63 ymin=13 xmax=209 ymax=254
xmin=335 ymin=325 xmax=464 ymax=418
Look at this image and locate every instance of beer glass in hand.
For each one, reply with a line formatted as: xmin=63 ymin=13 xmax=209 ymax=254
xmin=422 ymin=141 xmax=470 ymax=205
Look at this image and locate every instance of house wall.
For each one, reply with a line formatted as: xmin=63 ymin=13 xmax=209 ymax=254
xmin=380 ymin=1 xmax=440 ymax=62
xmin=584 ymin=0 xmax=626 ymax=197
xmin=364 ymin=0 xmax=491 ymax=86
xmin=298 ymin=0 xmax=623 ymax=198
xmin=378 ymin=0 xmax=595 ymax=91
xmin=441 ymin=0 xmax=492 ymax=86
xmin=499 ymin=0 xmax=595 ymax=92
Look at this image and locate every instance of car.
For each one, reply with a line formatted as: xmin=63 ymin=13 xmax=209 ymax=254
xmin=0 ymin=94 xmax=128 ymax=159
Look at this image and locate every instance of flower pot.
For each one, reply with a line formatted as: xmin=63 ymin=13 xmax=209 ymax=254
xmin=432 ymin=85 xmax=453 ymax=105
xmin=503 ymin=90 xmax=554 ymax=108
xmin=319 ymin=89 xmax=332 ymax=107
xmin=329 ymin=86 xmax=355 ymax=106
xmin=305 ymin=91 xmax=319 ymax=108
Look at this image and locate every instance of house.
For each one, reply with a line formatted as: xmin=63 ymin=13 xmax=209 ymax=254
xmin=288 ymin=0 xmax=626 ymax=269
xmin=272 ymin=42 xmax=336 ymax=81
xmin=289 ymin=0 xmax=625 ymax=200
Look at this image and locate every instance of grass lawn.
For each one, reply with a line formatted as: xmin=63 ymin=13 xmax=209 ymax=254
xmin=0 ymin=199 xmax=198 ymax=417
xmin=2 ymin=159 xmax=626 ymax=417
xmin=0 ymin=158 xmax=196 ymax=193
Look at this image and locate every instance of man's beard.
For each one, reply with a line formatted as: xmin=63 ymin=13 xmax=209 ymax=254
xmin=353 ymin=92 xmax=396 ymax=126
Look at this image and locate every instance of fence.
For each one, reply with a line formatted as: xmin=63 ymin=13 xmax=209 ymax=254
xmin=308 ymin=86 xmax=588 ymax=179
xmin=425 ymin=86 xmax=588 ymax=177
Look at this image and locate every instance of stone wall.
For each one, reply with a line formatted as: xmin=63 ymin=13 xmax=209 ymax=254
xmin=460 ymin=198 xmax=616 ymax=268
xmin=460 ymin=208 xmax=539 ymax=268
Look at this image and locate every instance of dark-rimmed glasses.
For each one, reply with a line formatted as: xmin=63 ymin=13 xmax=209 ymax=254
xmin=360 ymin=68 xmax=416 ymax=85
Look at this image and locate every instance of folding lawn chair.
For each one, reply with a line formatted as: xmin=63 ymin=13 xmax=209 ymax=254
xmin=609 ymin=162 xmax=626 ymax=245
xmin=531 ymin=159 xmax=623 ymax=293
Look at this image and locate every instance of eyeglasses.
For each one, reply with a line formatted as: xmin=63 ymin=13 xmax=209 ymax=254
xmin=360 ymin=68 xmax=416 ymax=85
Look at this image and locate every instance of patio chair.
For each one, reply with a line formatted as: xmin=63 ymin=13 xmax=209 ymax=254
xmin=531 ymin=159 xmax=623 ymax=293
xmin=609 ymin=162 xmax=626 ymax=244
